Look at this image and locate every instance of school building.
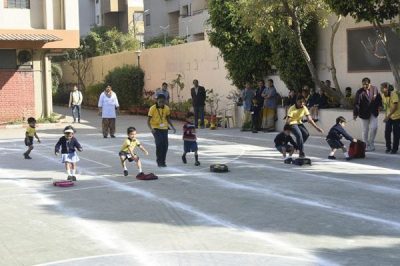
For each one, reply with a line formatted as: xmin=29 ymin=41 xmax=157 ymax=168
xmin=0 ymin=0 xmax=79 ymax=123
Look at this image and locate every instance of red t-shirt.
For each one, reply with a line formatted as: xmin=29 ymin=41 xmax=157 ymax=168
xmin=183 ymin=122 xmax=197 ymax=141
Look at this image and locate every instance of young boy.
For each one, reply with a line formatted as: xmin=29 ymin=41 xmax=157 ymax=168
xmin=326 ymin=116 xmax=357 ymax=160
xmin=182 ymin=112 xmax=200 ymax=166
xmin=119 ymin=127 xmax=149 ymax=176
xmin=286 ymin=96 xmax=323 ymax=158
xmin=250 ymin=97 xmax=260 ymax=133
xmin=274 ymin=124 xmax=298 ymax=163
xmin=24 ymin=117 xmax=41 ymax=159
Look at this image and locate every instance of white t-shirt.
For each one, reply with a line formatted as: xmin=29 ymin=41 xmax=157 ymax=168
xmin=98 ymin=91 xmax=120 ymax=118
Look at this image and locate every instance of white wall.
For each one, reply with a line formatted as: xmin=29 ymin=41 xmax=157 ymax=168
xmin=79 ymin=0 xmax=95 ymax=36
xmin=0 ymin=0 xmax=31 ymax=29
xmin=64 ymin=0 xmax=79 ymax=30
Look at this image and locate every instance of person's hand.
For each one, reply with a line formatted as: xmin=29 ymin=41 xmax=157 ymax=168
xmin=352 ymin=138 xmax=357 ymax=143
xmin=383 ymin=116 xmax=389 ymax=123
xmin=317 ymin=127 xmax=324 ymax=133
xmin=145 ymin=150 xmax=149 ymax=156
xmin=68 ymin=105 xmax=71 ymax=108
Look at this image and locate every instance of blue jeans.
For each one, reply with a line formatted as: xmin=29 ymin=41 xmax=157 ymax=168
xmin=291 ymin=124 xmax=309 ymax=153
xmin=153 ymin=129 xmax=169 ymax=165
xmin=385 ymin=119 xmax=400 ymax=152
xmin=71 ymin=105 xmax=81 ymax=122
xmin=194 ymin=106 xmax=205 ymax=128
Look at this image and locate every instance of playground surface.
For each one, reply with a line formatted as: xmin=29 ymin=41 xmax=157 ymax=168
xmin=0 ymin=106 xmax=399 ymax=266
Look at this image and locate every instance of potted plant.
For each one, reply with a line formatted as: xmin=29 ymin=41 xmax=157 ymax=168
xmin=206 ymin=89 xmax=221 ymax=130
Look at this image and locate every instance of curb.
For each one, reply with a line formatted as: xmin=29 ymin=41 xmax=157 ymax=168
xmin=0 ymin=122 xmax=65 ymax=129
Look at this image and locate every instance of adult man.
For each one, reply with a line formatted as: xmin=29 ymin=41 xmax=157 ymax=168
xmin=261 ymin=79 xmax=277 ymax=131
xmin=154 ymin=82 xmax=170 ymax=103
xmin=254 ymin=80 xmax=266 ymax=131
xmin=353 ymin=77 xmax=382 ymax=151
xmin=191 ymin=79 xmax=206 ymax=128
xmin=381 ymin=82 xmax=400 ymax=154
xmin=98 ymin=85 xmax=120 ymax=138
xmin=68 ymin=85 xmax=83 ymax=123
xmin=241 ymin=82 xmax=255 ymax=130
xmin=341 ymin=87 xmax=354 ymax=109
xmin=147 ymin=94 xmax=176 ymax=167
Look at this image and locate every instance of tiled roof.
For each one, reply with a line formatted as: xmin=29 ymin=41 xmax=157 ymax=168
xmin=0 ymin=33 xmax=62 ymax=42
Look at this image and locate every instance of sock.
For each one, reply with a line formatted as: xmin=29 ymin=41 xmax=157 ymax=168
xmin=71 ymin=169 xmax=76 ymax=176
xmin=138 ymin=167 xmax=142 ymax=173
xmin=67 ymin=169 xmax=71 ymax=176
xmin=329 ymin=151 xmax=335 ymax=156
xmin=344 ymin=152 xmax=349 ymax=158
xmin=123 ymin=165 xmax=128 ymax=170
xmin=195 ymin=154 xmax=199 ymax=162
xmin=287 ymin=155 xmax=292 ymax=159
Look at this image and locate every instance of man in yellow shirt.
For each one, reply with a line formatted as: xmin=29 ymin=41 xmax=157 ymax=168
xmin=147 ymin=94 xmax=176 ymax=167
xmin=286 ymin=96 xmax=323 ymax=158
xmin=381 ymin=83 xmax=400 ymax=154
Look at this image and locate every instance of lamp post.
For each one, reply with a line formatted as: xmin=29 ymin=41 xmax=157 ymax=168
xmin=135 ymin=50 xmax=142 ymax=68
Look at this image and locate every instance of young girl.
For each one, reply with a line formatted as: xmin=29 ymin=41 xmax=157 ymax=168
xmin=119 ymin=127 xmax=148 ymax=176
xmin=55 ymin=126 xmax=83 ymax=181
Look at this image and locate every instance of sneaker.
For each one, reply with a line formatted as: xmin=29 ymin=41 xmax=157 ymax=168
xmin=24 ymin=153 xmax=32 ymax=159
xmin=385 ymin=149 xmax=392 ymax=154
xmin=111 ymin=135 xmax=116 ymax=138
xmin=160 ymin=163 xmax=167 ymax=167
xmin=71 ymin=176 xmax=77 ymax=181
xmin=195 ymin=161 xmax=200 ymax=166
xmin=67 ymin=176 xmax=73 ymax=181
xmin=182 ymin=155 xmax=187 ymax=164
xmin=123 ymin=170 xmax=128 ymax=176
xmin=313 ymin=119 xmax=319 ymax=122
xmin=328 ymin=156 xmax=336 ymax=160
xmin=299 ymin=152 xmax=305 ymax=158
xmin=345 ymin=157 xmax=352 ymax=161
xmin=390 ymin=150 xmax=398 ymax=154
xmin=103 ymin=135 xmax=108 ymax=138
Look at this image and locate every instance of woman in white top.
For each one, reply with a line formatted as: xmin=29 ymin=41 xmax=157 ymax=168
xmin=98 ymin=85 xmax=120 ymax=138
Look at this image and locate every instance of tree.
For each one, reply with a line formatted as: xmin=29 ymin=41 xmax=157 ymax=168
xmin=51 ymin=63 xmax=63 ymax=93
xmin=65 ymin=42 xmax=91 ymax=90
xmin=238 ymin=0 xmax=342 ymax=101
xmin=208 ymin=0 xmax=272 ymax=89
xmin=325 ymin=0 xmax=400 ymax=90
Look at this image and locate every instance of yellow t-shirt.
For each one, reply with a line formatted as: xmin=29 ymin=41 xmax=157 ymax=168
xmin=120 ymin=138 xmax=141 ymax=153
xmin=382 ymin=92 xmax=400 ymax=120
xmin=148 ymin=104 xmax=170 ymax=129
xmin=26 ymin=126 xmax=36 ymax=137
xmin=287 ymin=105 xmax=310 ymax=125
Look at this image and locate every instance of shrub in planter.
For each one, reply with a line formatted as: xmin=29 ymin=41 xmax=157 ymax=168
xmin=104 ymin=65 xmax=144 ymax=109
xmin=83 ymin=83 xmax=104 ymax=107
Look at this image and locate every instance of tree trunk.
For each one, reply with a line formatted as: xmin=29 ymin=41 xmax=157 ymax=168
xmin=330 ymin=15 xmax=343 ymax=95
xmin=374 ymin=21 xmax=400 ymax=91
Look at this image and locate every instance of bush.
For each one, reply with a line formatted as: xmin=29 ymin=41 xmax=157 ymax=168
xmin=145 ymin=36 xmax=187 ymax=49
xmin=53 ymin=83 xmax=72 ymax=105
xmin=104 ymin=65 xmax=144 ymax=109
xmin=83 ymin=83 xmax=104 ymax=107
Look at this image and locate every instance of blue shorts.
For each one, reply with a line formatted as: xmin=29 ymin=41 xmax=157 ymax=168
xmin=276 ymin=144 xmax=294 ymax=153
xmin=184 ymin=141 xmax=198 ymax=153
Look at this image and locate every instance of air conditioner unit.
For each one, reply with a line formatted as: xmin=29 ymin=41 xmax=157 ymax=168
xmin=17 ymin=50 xmax=33 ymax=68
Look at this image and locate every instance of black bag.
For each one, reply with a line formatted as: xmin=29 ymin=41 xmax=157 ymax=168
xmin=210 ymin=164 xmax=229 ymax=173
xmin=292 ymin=158 xmax=312 ymax=166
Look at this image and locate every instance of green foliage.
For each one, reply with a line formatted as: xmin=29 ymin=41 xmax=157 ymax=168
xmin=104 ymin=65 xmax=145 ymax=109
xmin=325 ymin=0 xmax=400 ymax=24
xmin=208 ymin=0 xmax=272 ymax=88
xmin=52 ymin=83 xmax=71 ymax=105
xmin=170 ymin=74 xmax=185 ymax=102
xmin=206 ymin=89 xmax=221 ymax=115
xmin=51 ymin=63 xmax=63 ymax=94
xmin=83 ymin=83 xmax=104 ymax=107
xmin=84 ymin=26 xmax=139 ymax=57
xmin=268 ymin=17 xmax=318 ymax=91
xmin=145 ymin=35 xmax=186 ymax=48
xmin=170 ymin=99 xmax=192 ymax=113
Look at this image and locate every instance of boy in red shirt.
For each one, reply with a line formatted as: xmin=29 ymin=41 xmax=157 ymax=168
xmin=182 ymin=112 xmax=200 ymax=166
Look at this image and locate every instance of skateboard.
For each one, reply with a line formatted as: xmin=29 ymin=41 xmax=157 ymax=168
xmin=210 ymin=164 xmax=229 ymax=173
xmin=292 ymin=158 xmax=312 ymax=166
xmin=136 ymin=172 xmax=158 ymax=180
xmin=53 ymin=180 xmax=74 ymax=187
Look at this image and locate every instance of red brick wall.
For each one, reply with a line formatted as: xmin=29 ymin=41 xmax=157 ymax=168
xmin=0 ymin=69 xmax=35 ymax=123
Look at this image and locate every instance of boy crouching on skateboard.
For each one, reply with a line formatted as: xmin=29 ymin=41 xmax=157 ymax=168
xmin=182 ymin=112 xmax=200 ymax=166
xmin=119 ymin=127 xmax=149 ymax=176
xmin=274 ymin=124 xmax=298 ymax=163
xmin=326 ymin=116 xmax=357 ymax=160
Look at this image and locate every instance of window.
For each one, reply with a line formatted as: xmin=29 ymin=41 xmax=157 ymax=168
xmin=181 ymin=5 xmax=189 ymax=17
xmin=133 ymin=12 xmax=143 ymax=22
xmin=0 ymin=50 xmax=17 ymax=69
xmin=145 ymin=14 xmax=150 ymax=26
xmin=96 ymin=15 xmax=100 ymax=25
xmin=4 ymin=0 xmax=30 ymax=9
xmin=96 ymin=0 xmax=99 ymax=3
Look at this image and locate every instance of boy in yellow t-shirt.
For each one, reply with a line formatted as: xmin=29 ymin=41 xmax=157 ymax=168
xmin=381 ymin=83 xmax=400 ymax=154
xmin=147 ymin=94 xmax=176 ymax=167
xmin=119 ymin=127 xmax=149 ymax=176
xmin=24 ymin=117 xmax=41 ymax=159
xmin=286 ymin=96 xmax=323 ymax=158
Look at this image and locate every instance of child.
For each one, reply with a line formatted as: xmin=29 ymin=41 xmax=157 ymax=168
xmin=119 ymin=127 xmax=149 ymax=176
xmin=182 ymin=112 xmax=200 ymax=166
xmin=326 ymin=116 xmax=357 ymax=160
xmin=274 ymin=124 xmax=298 ymax=163
xmin=55 ymin=126 xmax=83 ymax=181
xmin=250 ymin=97 xmax=260 ymax=133
xmin=24 ymin=117 xmax=41 ymax=159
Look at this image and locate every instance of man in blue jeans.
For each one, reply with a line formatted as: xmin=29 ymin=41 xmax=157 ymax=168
xmin=147 ymin=94 xmax=176 ymax=167
xmin=191 ymin=79 xmax=206 ymax=128
xmin=286 ymin=96 xmax=323 ymax=157
xmin=69 ymin=85 xmax=83 ymax=123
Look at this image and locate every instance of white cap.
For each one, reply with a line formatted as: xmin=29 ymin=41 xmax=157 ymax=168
xmin=64 ymin=129 xmax=74 ymax=133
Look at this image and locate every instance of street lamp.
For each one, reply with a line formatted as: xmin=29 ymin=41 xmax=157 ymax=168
xmin=135 ymin=50 xmax=142 ymax=68
xmin=160 ymin=25 xmax=170 ymax=47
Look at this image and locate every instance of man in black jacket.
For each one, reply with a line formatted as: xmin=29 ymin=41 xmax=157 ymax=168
xmin=191 ymin=79 xmax=206 ymax=128
xmin=353 ymin=77 xmax=382 ymax=151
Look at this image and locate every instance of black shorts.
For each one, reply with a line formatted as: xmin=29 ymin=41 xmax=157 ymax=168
xmin=25 ymin=137 xmax=34 ymax=146
xmin=184 ymin=141 xmax=198 ymax=153
xmin=119 ymin=151 xmax=139 ymax=162
xmin=326 ymin=139 xmax=344 ymax=149
xmin=276 ymin=145 xmax=294 ymax=153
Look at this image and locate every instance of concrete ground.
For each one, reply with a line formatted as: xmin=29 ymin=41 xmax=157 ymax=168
xmin=0 ymin=106 xmax=399 ymax=266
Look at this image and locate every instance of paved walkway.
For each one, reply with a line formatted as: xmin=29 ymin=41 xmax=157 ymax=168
xmin=0 ymin=106 xmax=399 ymax=266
